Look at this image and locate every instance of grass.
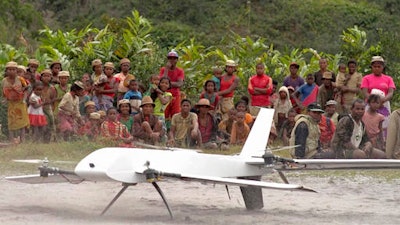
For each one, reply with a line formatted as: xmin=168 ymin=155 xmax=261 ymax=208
xmin=1 ymin=141 xmax=399 ymax=181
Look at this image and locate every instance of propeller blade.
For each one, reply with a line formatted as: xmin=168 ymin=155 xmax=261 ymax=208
xmin=13 ymin=159 xmax=75 ymax=164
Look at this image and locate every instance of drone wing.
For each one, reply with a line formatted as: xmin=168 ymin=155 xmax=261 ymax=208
xmin=288 ymin=159 xmax=400 ymax=170
xmin=161 ymin=173 xmax=315 ymax=192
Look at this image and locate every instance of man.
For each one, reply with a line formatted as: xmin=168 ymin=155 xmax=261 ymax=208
xmin=289 ymin=103 xmax=334 ymax=159
xmin=114 ymin=58 xmax=135 ymax=100
xmin=335 ymin=59 xmax=362 ymax=113
xmin=196 ymin=98 xmax=224 ymax=150
xmin=331 ymin=99 xmax=386 ymax=159
xmin=247 ymin=62 xmax=273 ymax=116
xmin=159 ymin=50 xmax=185 ymax=124
xmin=218 ymin=60 xmax=239 ymax=120
xmin=317 ymin=71 xmax=336 ymax=109
xmin=313 ymin=58 xmax=336 ymax=86
xmin=283 ymin=62 xmax=304 ymax=90
xmin=168 ymin=99 xmax=201 ymax=148
xmin=324 ymin=100 xmax=339 ymax=126
xmin=132 ymin=96 xmax=163 ymax=145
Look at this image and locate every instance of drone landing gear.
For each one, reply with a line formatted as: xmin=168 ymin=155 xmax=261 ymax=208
xmin=100 ymin=182 xmax=173 ymax=219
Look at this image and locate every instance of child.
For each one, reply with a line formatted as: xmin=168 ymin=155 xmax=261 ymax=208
xmin=53 ymin=71 xmax=71 ymax=117
xmin=123 ymin=79 xmax=142 ymax=115
xmin=218 ymin=108 xmax=237 ymax=140
xmin=78 ymin=112 xmax=101 ymax=141
xmin=144 ymin=74 xmax=160 ymax=96
xmin=230 ymin=111 xmax=250 ymax=145
xmin=1 ymin=61 xmax=30 ymax=143
xmin=151 ymin=77 xmax=172 ymax=130
xmin=235 ymin=100 xmax=253 ymax=126
xmin=82 ymin=101 xmax=97 ymax=124
xmin=100 ymin=107 xmax=134 ymax=147
xmin=292 ymin=74 xmax=318 ymax=112
xmin=211 ymin=66 xmax=223 ymax=91
xmin=200 ymin=80 xmax=220 ymax=112
xmin=273 ymin=86 xmax=292 ymax=131
xmin=92 ymin=74 xmax=113 ymax=111
xmin=102 ymin=62 xmax=118 ymax=106
xmin=28 ymin=82 xmax=48 ymax=142
xmin=362 ymin=94 xmax=385 ymax=150
xmin=117 ymin=99 xmax=134 ymax=133
xmin=280 ymin=109 xmax=297 ymax=146
xmin=57 ymin=81 xmax=85 ymax=141
xmin=40 ymin=69 xmax=57 ymax=142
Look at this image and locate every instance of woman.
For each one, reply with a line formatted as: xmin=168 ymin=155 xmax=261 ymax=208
xmin=360 ymin=56 xmax=396 ymax=141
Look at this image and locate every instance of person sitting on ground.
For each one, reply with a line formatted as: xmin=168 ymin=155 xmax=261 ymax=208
xmin=100 ymin=107 xmax=134 ymax=147
xmin=279 ymin=108 xmax=297 ymax=146
xmin=132 ymin=96 xmax=163 ymax=145
xmin=218 ymin=108 xmax=237 ymax=140
xmin=117 ymin=99 xmax=134 ymax=133
xmin=386 ymin=108 xmax=400 ymax=159
xmin=289 ymin=103 xmax=335 ymax=159
xmin=230 ymin=111 xmax=250 ymax=145
xmin=168 ymin=99 xmax=201 ymax=148
xmin=195 ymin=98 xmax=222 ymax=150
xmin=331 ymin=99 xmax=386 ymax=159
xmin=81 ymin=101 xmax=96 ymax=124
xmin=324 ymin=100 xmax=339 ymax=126
xmin=78 ymin=112 xmax=101 ymax=141
xmin=235 ymin=99 xmax=253 ymax=127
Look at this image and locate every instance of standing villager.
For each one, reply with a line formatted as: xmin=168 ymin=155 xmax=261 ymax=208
xmin=57 ymin=81 xmax=85 ymax=141
xmin=40 ymin=69 xmax=57 ymax=142
xmin=335 ymin=59 xmax=362 ymax=113
xmin=159 ymin=50 xmax=185 ymax=128
xmin=360 ymin=56 xmax=395 ymax=141
xmin=247 ymin=62 xmax=273 ymax=116
xmin=1 ymin=61 xmax=30 ymax=143
xmin=114 ymin=58 xmax=135 ymax=100
xmin=218 ymin=60 xmax=239 ymax=120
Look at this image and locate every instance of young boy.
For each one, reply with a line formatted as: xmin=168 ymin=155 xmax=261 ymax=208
xmin=230 ymin=111 xmax=250 ymax=145
xmin=123 ymin=79 xmax=142 ymax=115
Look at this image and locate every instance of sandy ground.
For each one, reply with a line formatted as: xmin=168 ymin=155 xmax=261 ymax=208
xmin=1 ymin=171 xmax=400 ymax=225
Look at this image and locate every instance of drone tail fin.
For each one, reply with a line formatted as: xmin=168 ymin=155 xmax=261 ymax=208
xmin=239 ymin=108 xmax=274 ymax=158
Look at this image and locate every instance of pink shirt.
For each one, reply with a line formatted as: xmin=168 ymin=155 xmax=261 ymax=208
xmin=360 ymin=74 xmax=396 ymax=95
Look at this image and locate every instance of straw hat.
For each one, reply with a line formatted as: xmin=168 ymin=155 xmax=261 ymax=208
xmin=74 ymin=81 xmax=85 ymax=89
xmin=91 ymin=59 xmax=102 ymax=67
xmin=17 ymin=65 xmax=26 ymax=73
xmin=225 ymin=60 xmax=237 ymax=67
xmin=195 ymin=98 xmax=213 ymax=109
xmin=140 ymin=96 xmax=155 ymax=107
xmin=28 ymin=59 xmax=39 ymax=66
xmin=104 ymin=62 xmax=115 ymax=69
xmin=119 ymin=58 xmax=130 ymax=66
xmin=118 ymin=99 xmax=130 ymax=108
xmin=84 ymin=101 xmax=96 ymax=108
xmin=89 ymin=112 xmax=101 ymax=120
xmin=58 ymin=71 xmax=70 ymax=77
xmin=50 ymin=61 xmax=61 ymax=67
xmin=371 ymin=56 xmax=384 ymax=64
xmin=325 ymin=100 xmax=337 ymax=106
xmin=322 ymin=71 xmax=333 ymax=80
xmin=40 ymin=69 xmax=52 ymax=75
xmin=5 ymin=61 xmax=18 ymax=69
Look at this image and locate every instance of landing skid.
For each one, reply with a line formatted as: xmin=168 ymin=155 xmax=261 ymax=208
xmin=100 ymin=182 xmax=173 ymax=219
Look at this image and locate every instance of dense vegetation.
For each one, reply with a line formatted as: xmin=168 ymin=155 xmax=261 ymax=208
xmin=1 ymin=0 xmax=400 ymax=103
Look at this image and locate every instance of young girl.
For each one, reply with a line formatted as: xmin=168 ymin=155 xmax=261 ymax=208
xmin=117 ymin=99 xmax=134 ymax=133
xmin=200 ymin=80 xmax=220 ymax=112
xmin=100 ymin=107 xmax=134 ymax=147
xmin=151 ymin=77 xmax=172 ymax=129
xmin=40 ymin=69 xmax=57 ymax=143
xmin=230 ymin=111 xmax=250 ymax=145
xmin=1 ymin=61 xmax=30 ymax=143
xmin=235 ymin=100 xmax=253 ymax=126
xmin=28 ymin=82 xmax=48 ymax=142
xmin=57 ymin=81 xmax=85 ymax=141
xmin=273 ymin=86 xmax=292 ymax=132
xmin=53 ymin=71 xmax=71 ymax=117
xmin=362 ymin=94 xmax=385 ymax=150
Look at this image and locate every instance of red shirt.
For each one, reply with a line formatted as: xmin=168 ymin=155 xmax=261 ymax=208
xmin=159 ymin=67 xmax=184 ymax=97
xmin=220 ymin=75 xmax=236 ymax=98
xmin=248 ymin=74 xmax=273 ymax=106
xmin=319 ymin=115 xmax=336 ymax=146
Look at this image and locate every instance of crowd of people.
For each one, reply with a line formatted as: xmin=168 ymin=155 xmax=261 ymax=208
xmin=1 ymin=52 xmax=399 ymax=159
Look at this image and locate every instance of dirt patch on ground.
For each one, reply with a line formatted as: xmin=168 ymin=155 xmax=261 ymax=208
xmin=1 ymin=172 xmax=400 ymax=225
